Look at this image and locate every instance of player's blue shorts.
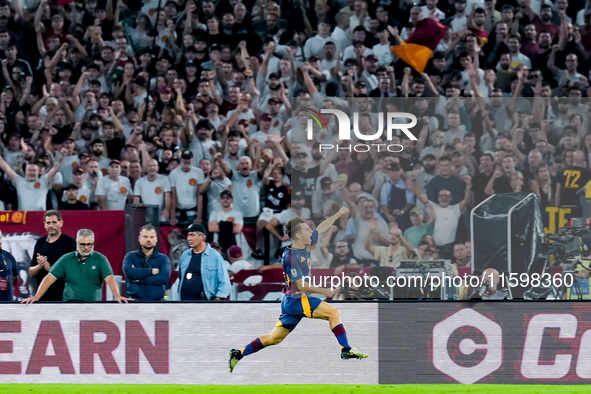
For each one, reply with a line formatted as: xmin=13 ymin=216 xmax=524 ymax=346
xmin=276 ymin=295 xmax=322 ymax=331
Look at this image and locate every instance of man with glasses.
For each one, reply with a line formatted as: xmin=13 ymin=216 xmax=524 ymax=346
xmin=22 ymin=229 xmax=132 ymax=303
xmin=176 ymin=223 xmax=230 ymax=301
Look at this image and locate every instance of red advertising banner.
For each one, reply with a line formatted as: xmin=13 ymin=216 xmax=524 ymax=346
xmin=0 ymin=211 xmax=125 ymax=275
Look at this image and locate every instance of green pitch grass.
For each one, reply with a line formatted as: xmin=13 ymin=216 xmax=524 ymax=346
xmin=3 ymin=385 xmax=591 ymax=394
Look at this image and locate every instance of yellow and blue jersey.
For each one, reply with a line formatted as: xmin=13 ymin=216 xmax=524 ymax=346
xmin=281 ymin=230 xmax=319 ymax=296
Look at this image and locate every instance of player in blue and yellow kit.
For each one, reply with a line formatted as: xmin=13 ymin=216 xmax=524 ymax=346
xmin=229 ymin=207 xmax=368 ymax=372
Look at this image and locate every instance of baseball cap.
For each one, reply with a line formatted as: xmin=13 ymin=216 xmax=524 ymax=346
xmin=220 ymin=189 xmax=233 ymax=199
xmin=320 ymin=176 xmax=332 ymax=189
xmin=260 ymin=113 xmax=272 ymax=121
xmin=131 ymin=76 xmax=147 ymax=87
xmin=73 ymin=166 xmax=85 ymax=174
xmin=181 ymin=150 xmax=193 ymax=159
xmin=293 ymin=191 xmax=305 ymax=200
xmin=354 ymin=81 xmax=366 ymax=89
xmin=182 ymin=223 xmax=208 ymax=236
xmin=64 ymin=183 xmax=78 ymax=190
xmin=109 ymin=159 xmax=121 ymax=166
xmin=227 ymin=245 xmax=243 ymax=259
xmin=410 ymin=207 xmax=423 ymax=216
xmin=365 ymin=54 xmax=378 ymax=62
xmin=268 ymin=72 xmax=280 ymax=80
xmin=185 ymin=60 xmax=197 ymax=68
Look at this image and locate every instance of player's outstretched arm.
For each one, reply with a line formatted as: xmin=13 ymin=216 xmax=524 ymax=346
xmin=317 ymin=207 xmax=349 ymax=235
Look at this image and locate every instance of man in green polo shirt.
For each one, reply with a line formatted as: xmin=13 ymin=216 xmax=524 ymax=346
xmin=22 ymin=229 xmax=133 ymax=303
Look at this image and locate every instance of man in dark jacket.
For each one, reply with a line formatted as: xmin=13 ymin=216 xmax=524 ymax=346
xmin=123 ymin=225 xmax=171 ymax=301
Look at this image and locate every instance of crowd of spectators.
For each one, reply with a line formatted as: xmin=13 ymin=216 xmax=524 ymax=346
xmin=0 ymin=0 xmax=590 ymax=274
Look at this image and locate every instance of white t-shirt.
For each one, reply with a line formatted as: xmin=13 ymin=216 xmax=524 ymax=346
xmin=169 ymin=166 xmax=205 ymax=209
xmin=95 ymin=176 xmax=132 ymax=210
xmin=14 ymin=174 xmax=50 ymax=211
xmin=205 ymin=177 xmax=233 ymax=217
xmin=430 ymin=201 xmax=462 ymax=246
xmin=231 ymin=170 xmax=263 ymax=218
xmin=188 ymin=138 xmax=221 ymax=167
xmin=134 ymin=175 xmax=171 ymax=212
xmin=60 ymin=154 xmax=80 ymax=186
xmin=209 ymin=208 xmax=244 ymax=243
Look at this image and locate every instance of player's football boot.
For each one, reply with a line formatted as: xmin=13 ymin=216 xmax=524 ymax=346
xmin=229 ymin=349 xmax=243 ymax=372
xmin=341 ymin=347 xmax=368 ymax=360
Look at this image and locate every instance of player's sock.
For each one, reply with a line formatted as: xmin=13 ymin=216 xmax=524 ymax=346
xmin=332 ymin=324 xmax=350 ymax=349
xmin=240 ymin=338 xmax=264 ymax=357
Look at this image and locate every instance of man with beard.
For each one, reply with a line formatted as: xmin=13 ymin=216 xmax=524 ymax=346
xmin=0 ymin=229 xmax=18 ymax=302
xmin=30 ymin=210 xmax=76 ymax=301
xmin=494 ymin=53 xmax=514 ymax=92
xmin=123 ymin=225 xmax=171 ymax=301
xmin=96 ymin=160 xmax=132 ymax=210
xmin=520 ymin=3 xmax=559 ymax=41
xmin=22 ymin=229 xmax=132 ymax=303
xmin=169 ymin=150 xmax=205 ymax=226
xmin=366 ymin=217 xmax=413 ymax=269
xmin=472 ymin=153 xmax=496 ymax=204
xmin=186 ymin=119 xmax=221 ymax=166
xmin=89 ymin=139 xmax=110 ymax=175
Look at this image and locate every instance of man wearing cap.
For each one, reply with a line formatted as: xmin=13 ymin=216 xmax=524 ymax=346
xmin=123 ymin=224 xmax=171 ymax=301
xmin=403 ymin=207 xmax=435 ymax=249
xmin=250 ymin=113 xmax=277 ymax=148
xmin=133 ymin=159 xmax=172 ymax=223
xmin=176 ymin=223 xmax=231 ymax=301
xmin=208 ymin=190 xmax=244 ymax=252
xmin=170 ymin=150 xmax=205 ymax=226
xmin=0 ymin=153 xmax=63 ymax=211
xmin=60 ymin=183 xmax=90 ymax=210
xmin=96 ymin=160 xmax=132 ymax=210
